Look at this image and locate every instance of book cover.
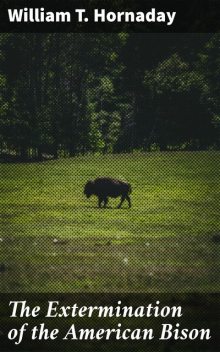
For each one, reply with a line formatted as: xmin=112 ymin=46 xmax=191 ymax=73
xmin=0 ymin=1 xmax=219 ymax=351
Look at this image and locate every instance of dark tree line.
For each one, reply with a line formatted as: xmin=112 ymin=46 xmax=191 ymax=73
xmin=0 ymin=33 xmax=220 ymax=161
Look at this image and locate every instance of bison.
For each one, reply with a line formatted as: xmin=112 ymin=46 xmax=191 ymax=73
xmin=84 ymin=177 xmax=132 ymax=208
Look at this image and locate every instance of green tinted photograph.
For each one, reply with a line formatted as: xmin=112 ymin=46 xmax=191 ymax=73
xmin=0 ymin=33 xmax=220 ymax=293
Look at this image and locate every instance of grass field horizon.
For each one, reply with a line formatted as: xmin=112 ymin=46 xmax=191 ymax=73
xmin=0 ymin=151 xmax=220 ymax=292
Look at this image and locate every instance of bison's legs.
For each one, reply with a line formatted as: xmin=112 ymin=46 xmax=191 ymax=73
xmin=117 ymin=195 xmax=131 ymax=208
xmin=126 ymin=195 xmax=131 ymax=208
xmin=117 ymin=195 xmax=125 ymax=208
xmin=98 ymin=197 xmax=108 ymax=208
xmin=98 ymin=197 xmax=103 ymax=208
xmin=103 ymin=197 xmax=108 ymax=208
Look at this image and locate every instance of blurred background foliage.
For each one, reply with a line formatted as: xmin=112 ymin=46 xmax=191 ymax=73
xmin=0 ymin=33 xmax=220 ymax=160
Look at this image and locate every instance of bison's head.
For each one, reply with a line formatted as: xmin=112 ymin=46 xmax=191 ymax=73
xmin=84 ymin=180 xmax=95 ymax=198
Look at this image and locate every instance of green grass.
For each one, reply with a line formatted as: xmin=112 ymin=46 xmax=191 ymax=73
xmin=0 ymin=151 xmax=220 ymax=292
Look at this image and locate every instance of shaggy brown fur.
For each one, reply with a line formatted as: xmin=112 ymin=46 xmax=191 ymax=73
xmin=84 ymin=177 xmax=132 ymax=208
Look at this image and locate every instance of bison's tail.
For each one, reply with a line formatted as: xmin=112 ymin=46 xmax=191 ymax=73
xmin=128 ymin=184 xmax=132 ymax=194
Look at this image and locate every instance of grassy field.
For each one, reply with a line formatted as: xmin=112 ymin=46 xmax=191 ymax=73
xmin=0 ymin=151 xmax=220 ymax=292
